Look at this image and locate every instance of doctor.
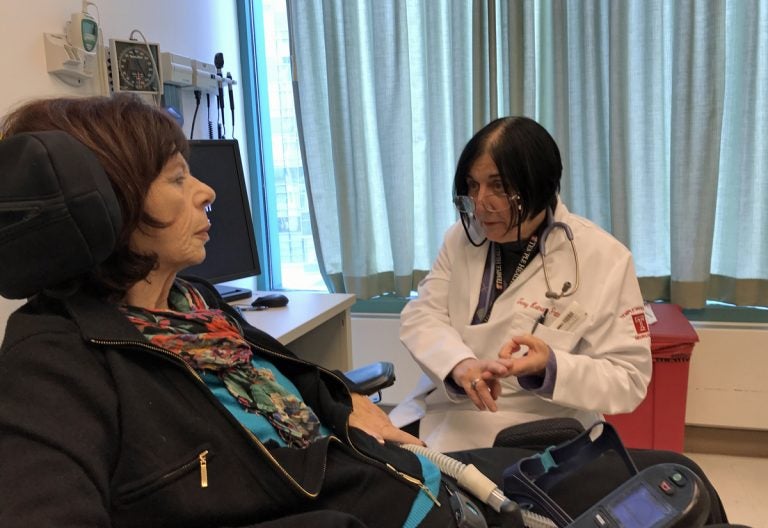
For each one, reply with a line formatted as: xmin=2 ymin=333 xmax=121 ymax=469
xmin=390 ymin=116 xmax=653 ymax=452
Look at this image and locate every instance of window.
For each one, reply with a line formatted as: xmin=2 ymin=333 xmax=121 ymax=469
xmin=239 ymin=1 xmax=768 ymax=311
xmin=244 ymin=0 xmax=325 ymax=291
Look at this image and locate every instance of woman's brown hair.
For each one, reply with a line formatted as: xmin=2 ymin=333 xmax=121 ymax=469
xmin=0 ymin=94 xmax=189 ymax=299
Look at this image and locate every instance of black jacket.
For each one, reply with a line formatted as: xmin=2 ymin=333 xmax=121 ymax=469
xmin=0 ymin=280 xmax=450 ymax=528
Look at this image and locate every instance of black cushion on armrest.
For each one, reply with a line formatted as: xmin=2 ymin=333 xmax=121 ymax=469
xmin=493 ymin=417 xmax=585 ymax=450
xmin=342 ymin=361 xmax=396 ymax=396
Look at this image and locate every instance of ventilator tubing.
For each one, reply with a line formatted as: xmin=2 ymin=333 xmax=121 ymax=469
xmin=401 ymin=444 xmax=556 ymax=528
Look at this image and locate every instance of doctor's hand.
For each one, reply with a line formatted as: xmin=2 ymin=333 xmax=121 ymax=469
xmin=450 ymin=358 xmax=509 ymax=412
xmin=348 ymin=393 xmax=425 ymax=446
xmin=498 ymin=334 xmax=551 ymax=377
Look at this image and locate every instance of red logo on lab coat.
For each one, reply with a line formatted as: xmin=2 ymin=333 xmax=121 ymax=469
xmin=632 ymin=313 xmax=649 ymax=335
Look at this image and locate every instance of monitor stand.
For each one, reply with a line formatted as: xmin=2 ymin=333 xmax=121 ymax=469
xmin=215 ymin=284 xmax=252 ymax=302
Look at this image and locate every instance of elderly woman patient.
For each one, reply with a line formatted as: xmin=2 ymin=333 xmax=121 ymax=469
xmin=0 ymin=94 xmax=509 ymax=528
xmin=0 ymin=95 xmax=731 ymax=528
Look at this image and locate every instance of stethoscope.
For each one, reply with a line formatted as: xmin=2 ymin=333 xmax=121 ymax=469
xmin=461 ymin=203 xmax=581 ymax=301
xmin=540 ymin=206 xmax=580 ymax=300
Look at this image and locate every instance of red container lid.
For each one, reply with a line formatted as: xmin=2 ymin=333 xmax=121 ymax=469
xmin=647 ymin=304 xmax=699 ymax=359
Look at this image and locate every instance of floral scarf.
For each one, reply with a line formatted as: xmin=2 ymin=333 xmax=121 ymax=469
xmin=120 ymin=279 xmax=322 ymax=448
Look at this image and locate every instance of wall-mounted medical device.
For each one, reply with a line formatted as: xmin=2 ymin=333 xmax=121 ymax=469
xmin=191 ymin=60 xmax=218 ymax=92
xmin=160 ymin=52 xmax=194 ymax=87
xmin=43 ymin=3 xmax=99 ymax=86
xmin=108 ymin=38 xmax=163 ymax=95
xmin=42 ymin=3 xmax=231 ymax=105
xmin=66 ymin=8 xmax=98 ymax=52
xmin=43 ymin=33 xmax=97 ymax=86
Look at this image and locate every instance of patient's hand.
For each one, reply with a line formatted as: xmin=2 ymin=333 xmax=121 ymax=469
xmin=349 ymin=393 xmax=425 ymax=446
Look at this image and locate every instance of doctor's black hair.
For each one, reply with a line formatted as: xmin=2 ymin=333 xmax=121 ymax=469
xmin=453 ymin=116 xmax=562 ymax=225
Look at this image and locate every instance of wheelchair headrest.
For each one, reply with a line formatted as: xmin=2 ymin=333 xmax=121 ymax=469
xmin=0 ymin=131 xmax=122 ymax=299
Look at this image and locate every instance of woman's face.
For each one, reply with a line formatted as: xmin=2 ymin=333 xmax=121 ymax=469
xmin=467 ymin=153 xmax=543 ymax=243
xmin=129 ymin=153 xmax=216 ymax=274
xmin=466 ymin=153 xmax=518 ymax=243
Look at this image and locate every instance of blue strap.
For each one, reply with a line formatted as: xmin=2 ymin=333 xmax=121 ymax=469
xmin=402 ymin=455 xmax=441 ymax=528
xmin=537 ymin=446 xmax=558 ymax=473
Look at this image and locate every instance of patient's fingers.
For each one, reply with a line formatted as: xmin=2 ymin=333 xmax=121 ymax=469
xmin=348 ymin=393 xmax=427 ymax=446
xmin=383 ymin=425 xmax=425 ymax=446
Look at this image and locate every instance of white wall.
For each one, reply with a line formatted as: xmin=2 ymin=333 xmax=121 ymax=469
xmin=0 ymin=0 xmax=246 ymax=337
xmin=351 ymin=314 xmax=423 ymax=406
xmin=686 ymin=323 xmax=768 ymax=430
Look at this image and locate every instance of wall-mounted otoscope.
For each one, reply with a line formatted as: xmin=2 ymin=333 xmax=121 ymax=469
xmin=214 ymin=52 xmax=225 ymax=138
xmin=226 ymin=71 xmax=235 ymax=133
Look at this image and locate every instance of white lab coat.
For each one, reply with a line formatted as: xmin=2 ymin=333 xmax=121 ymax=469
xmin=389 ymin=200 xmax=652 ymax=452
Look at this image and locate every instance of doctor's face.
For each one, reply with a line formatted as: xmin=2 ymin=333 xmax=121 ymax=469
xmin=466 ymin=154 xmax=544 ymax=243
xmin=466 ymin=154 xmax=520 ymax=243
xmin=129 ymin=153 xmax=216 ymax=275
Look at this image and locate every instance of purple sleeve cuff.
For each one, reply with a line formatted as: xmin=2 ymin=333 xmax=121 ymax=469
xmin=445 ymin=376 xmax=465 ymax=394
xmin=517 ymin=347 xmax=557 ymax=397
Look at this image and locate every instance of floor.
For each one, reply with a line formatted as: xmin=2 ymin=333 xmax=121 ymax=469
xmin=685 ymin=452 xmax=768 ymax=528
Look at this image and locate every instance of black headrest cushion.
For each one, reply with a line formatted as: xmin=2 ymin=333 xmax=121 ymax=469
xmin=0 ymin=131 xmax=122 ymax=299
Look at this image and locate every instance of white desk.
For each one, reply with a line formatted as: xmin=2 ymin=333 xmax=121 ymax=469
xmin=232 ymin=289 xmax=356 ymax=372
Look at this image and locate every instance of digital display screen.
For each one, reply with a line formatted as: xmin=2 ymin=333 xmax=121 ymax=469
xmin=182 ymin=140 xmax=261 ymax=284
xmin=606 ymin=484 xmax=675 ymax=528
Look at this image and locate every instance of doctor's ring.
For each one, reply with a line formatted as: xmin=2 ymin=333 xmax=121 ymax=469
xmin=470 ymin=378 xmax=481 ymax=391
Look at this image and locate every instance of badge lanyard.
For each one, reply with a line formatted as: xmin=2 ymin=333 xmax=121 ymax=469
xmin=473 ymin=236 xmax=538 ymax=324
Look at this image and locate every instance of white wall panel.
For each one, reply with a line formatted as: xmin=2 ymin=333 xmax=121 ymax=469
xmin=686 ymin=323 xmax=768 ymax=430
xmin=0 ymin=0 xmax=244 ymax=337
xmin=351 ymin=314 xmax=422 ymax=406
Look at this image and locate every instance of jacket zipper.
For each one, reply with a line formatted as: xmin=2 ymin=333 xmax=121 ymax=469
xmin=244 ymin=338 xmax=440 ymax=507
xmin=199 ymin=450 xmax=209 ymax=488
xmin=386 ymin=463 xmax=441 ymax=507
xmin=90 ymin=338 xmax=319 ymax=497
xmin=149 ymin=449 xmax=210 ymax=490
xmin=91 ymin=336 xmax=437 ymax=505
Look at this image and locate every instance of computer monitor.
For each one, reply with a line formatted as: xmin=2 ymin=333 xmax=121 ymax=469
xmin=182 ymin=139 xmax=261 ymax=301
